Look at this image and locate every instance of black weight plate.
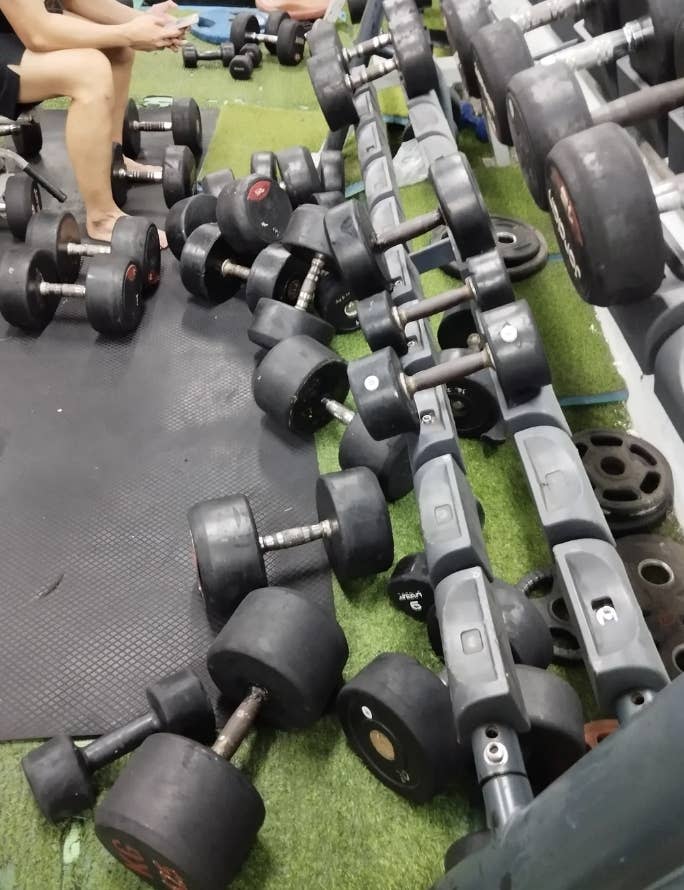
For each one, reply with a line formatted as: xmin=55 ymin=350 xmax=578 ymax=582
xmin=315 ymin=467 xmax=393 ymax=580
xmin=338 ymin=415 xmax=413 ymax=503
xmin=466 ymin=247 xmax=515 ymax=309
xmin=248 ymin=298 xmax=334 ymax=350
xmin=618 ymin=0 xmax=679 ymax=85
xmin=0 ymin=247 xmax=61 ymax=331
xmin=437 ymin=303 xmax=478 ymax=349
xmin=22 ymin=736 xmax=94 ymax=822
xmin=276 ymin=19 xmax=305 ymax=66
xmin=318 ymin=149 xmax=345 ymax=194
xmin=440 ymin=0 xmax=490 ymax=97
xmin=325 ymin=200 xmax=389 ymax=299
xmin=245 ymin=243 xmax=308 ymax=311
xmin=95 ymin=734 xmax=265 ymax=890
xmin=348 ymin=347 xmax=418 ymax=440
xmin=491 ymin=579 xmax=553 ymax=669
xmin=11 ymin=113 xmax=43 ymax=160
xmin=250 ymin=150 xmax=278 ymax=179
xmin=4 ymin=172 xmax=41 ymax=241
xmin=307 ymin=19 xmax=343 ymax=57
xmin=276 ymin=146 xmax=321 ymax=208
xmin=162 ymin=144 xmax=196 ymax=209
xmin=84 ymin=256 xmax=143 ymax=336
xmin=166 ymin=194 xmax=217 ymax=261
xmin=170 ymin=97 xmax=203 ymax=159
xmin=307 ymin=53 xmax=359 ymax=131
xmin=431 ymin=154 xmax=495 ymax=260
xmin=25 ymin=210 xmax=81 ymax=284
xmin=122 ymin=98 xmax=141 ymax=160
xmin=507 ymin=63 xmax=593 ymax=211
xmin=110 ymin=217 xmax=161 ymax=295
xmin=447 ymin=379 xmax=499 ymax=439
xmin=311 ymin=190 xmax=346 ymax=208
xmin=546 ymin=123 xmax=664 ymax=306
xmin=281 ymin=203 xmax=332 ymax=259
xmin=387 ymin=0 xmax=438 ymax=98
xmin=387 ymin=552 xmax=433 ymax=619
xmin=110 ymin=143 xmax=129 ymax=209
xmin=180 ymin=223 xmax=241 ymax=303
xmin=188 ymin=493 xmax=266 ymax=616
xmin=266 ymin=10 xmax=289 ymax=39
xmin=217 ymin=174 xmax=292 ymax=260
xmin=482 ymin=299 xmax=550 ymax=402
xmin=430 ymin=225 xmax=548 ymax=283
xmin=252 ymin=334 xmax=349 ymax=434
xmin=490 ymin=215 xmax=542 ymax=268
xmin=518 ymin=567 xmax=583 ymax=663
xmin=230 ymin=11 xmax=260 ymax=50
xmin=358 ymin=289 xmax=405 ymax=354
xmin=229 ymin=53 xmax=253 ymax=80
xmin=336 ymin=653 xmax=463 ymax=802
xmin=315 ymin=274 xmax=359 ymax=333
xmin=574 ymin=428 xmax=674 ymax=534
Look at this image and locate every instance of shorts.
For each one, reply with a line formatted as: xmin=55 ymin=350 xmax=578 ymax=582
xmin=0 ymin=32 xmax=26 ymax=120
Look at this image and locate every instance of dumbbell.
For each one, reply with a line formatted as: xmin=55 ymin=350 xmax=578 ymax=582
xmin=248 ymin=205 xmax=346 ymax=349
xmin=21 ymin=668 xmax=215 ymax=823
xmin=165 ymin=168 xmax=237 ymax=260
xmin=253 ymin=336 xmax=414 ymax=502
xmin=0 ymin=111 xmax=43 ymax=159
xmin=349 ymin=300 xmax=550 ymax=439
xmin=95 ymin=587 xmax=348 ymax=890
xmin=325 ymin=154 xmax=495 ymax=300
xmin=180 ymin=223 xmax=307 ymax=308
xmin=307 ymin=0 xmax=437 ymax=130
xmin=188 ymin=466 xmax=394 ymax=616
xmin=473 ymin=4 xmax=679 ymax=145
xmin=215 ymin=172 xmax=293 ymax=263
xmin=231 ymin=11 xmax=306 ymax=66
xmin=182 ymin=41 xmax=236 ymax=69
xmin=509 ymin=69 xmax=684 ymax=210
xmin=546 ymin=122 xmax=684 ymax=306
xmin=26 ymin=210 xmax=161 ymax=294
xmin=122 ymin=98 xmax=203 ymax=161
xmin=0 ymin=247 xmax=143 ymax=335
xmin=0 ymin=171 xmax=41 ymax=239
xmin=229 ymin=43 xmax=263 ymax=80
xmin=307 ymin=19 xmax=393 ymax=61
xmin=111 ymin=143 xmax=196 ymax=209
xmin=357 ymin=255 xmax=514 ymax=355
xmin=250 ymin=146 xmax=345 ymax=208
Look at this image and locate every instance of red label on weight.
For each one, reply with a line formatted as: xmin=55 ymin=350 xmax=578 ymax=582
xmin=153 ymin=859 xmax=189 ymax=890
xmin=111 ymin=839 xmax=152 ymax=879
xmin=247 ymin=179 xmax=271 ymax=202
xmin=126 ymin=263 xmax=138 ymax=283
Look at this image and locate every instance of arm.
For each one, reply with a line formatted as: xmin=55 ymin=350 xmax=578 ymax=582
xmin=61 ymin=0 xmax=142 ymax=25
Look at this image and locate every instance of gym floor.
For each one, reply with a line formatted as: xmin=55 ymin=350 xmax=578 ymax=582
xmin=1 ymin=6 xmax=680 ymax=890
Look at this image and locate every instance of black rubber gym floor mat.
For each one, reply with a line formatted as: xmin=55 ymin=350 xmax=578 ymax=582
xmin=0 ymin=109 xmax=332 ymax=740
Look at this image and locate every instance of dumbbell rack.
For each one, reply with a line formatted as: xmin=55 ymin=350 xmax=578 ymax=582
xmin=344 ymin=0 xmax=669 ymax=872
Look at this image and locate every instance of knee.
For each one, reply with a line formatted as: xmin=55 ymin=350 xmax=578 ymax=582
xmin=67 ymin=49 xmax=114 ymax=104
xmin=105 ymin=46 xmax=135 ymax=69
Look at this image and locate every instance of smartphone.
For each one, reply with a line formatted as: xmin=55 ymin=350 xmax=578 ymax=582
xmin=171 ymin=13 xmax=199 ymax=31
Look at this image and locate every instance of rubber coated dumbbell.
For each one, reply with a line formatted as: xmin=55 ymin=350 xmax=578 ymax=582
xmin=165 ymin=169 xmax=236 ymax=260
xmin=95 ymin=587 xmax=348 ymax=890
xmin=357 ymin=254 xmax=514 ymax=355
xmin=248 ymin=205 xmax=353 ymax=349
xmin=473 ymin=4 xmax=679 ymax=144
xmin=231 ymin=11 xmax=306 ymax=66
xmin=26 ymin=210 xmax=161 ymax=294
xmin=180 ymin=223 xmax=306 ymax=307
xmin=229 ymin=43 xmax=263 ymax=80
xmin=546 ymin=122 xmax=684 ymax=306
xmin=0 ymin=171 xmax=41 ymax=239
xmin=215 ymin=173 xmax=293 ymax=261
xmin=325 ymin=154 xmax=494 ymax=300
xmin=509 ymin=69 xmax=684 ymax=209
xmin=253 ymin=336 xmax=414 ymax=502
xmin=250 ymin=146 xmax=345 ymax=208
xmin=122 ymin=98 xmax=203 ymax=161
xmin=0 ymin=111 xmax=43 ymax=159
xmin=188 ymin=466 xmax=394 ymax=616
xmin=308 ymin=0 xmax=437 ymax=130
xmin=349 ymin=300 xmax=550 ymax=439
xmin=111 ymin=143 xmax=196 ymax=209
xmin=0 ymin=248 xmax=143 ymax=335
xmin=22 ymin=668 xmax=215 ymax=823
xmin=182 ymin=41 xmax=236 ymax=68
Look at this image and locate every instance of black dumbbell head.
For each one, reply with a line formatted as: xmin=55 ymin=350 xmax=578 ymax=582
xmin=358 ymin=289 xmax=406 ymax=354
xmin=466 ymin=247 xmax=515 ymax=309
xmin=325 ymin=199 xmax=389 ymax=299
xmin=218 ymin=41 xmax=236 ymax=65
xmin=480 ymin=300 xmax=550 ymax=402
xmin=307 ymin=51 xmax=359 ymax=131
xmin=197 ymin=167 xmax=235 ymax=198
xmin=248 ymin=298 xmax=335 ymax=350
xmin=162 ymin=144 xmax=196 ymax=208
xmin=229 ymin=52 xmax=254 ymax=80
xmin=315 ymin=466 xmax=394 ymax=580
xmin=507 ymin=62 xmax=592 ymax=210
xmin=252 ymin=334 xmax=349 ymax=434
xmin=311 ymin=190 xmax=345 ymax=208
xmin=180 ymin=223 xmax=240 ymax=302
xmin=95 ymin=733 xmax=265 ymax=890
xmin=208 ymin=586 xmax=349 ymax=729
xmin=250 ymin=150 xmax=278 ymax=179
xmin=281 ymin=203 xmax=332 ymax=259
xmin=386 ymin=0 xmax=438 ymax=98
xmin=25 ymin=209 xmax=81 ymax=283
xmin=122 ymin=98 xmax=141 ymax=158
xmin=265 ymin=9 xmax=289 ymax=41
xmin=490 ymin=579 xmax=553 ymax=669
xmin=276 ymin=19 xmax=306 ymax=66
xmin=231 ymin=11 xmax=260 ymax=50
xmin=217 ymin=173 xmax=292 ymax=260
xmin=166 ymin=193 xmax=217 ymax=261
xmin=23 ymin=736 xmax=95 ymax=822
xmin=0 ymin=247 xmax=61 ymax=331
xmin=188 ymin=493 xmax=266 ymax=616
xmin=430 ymin=153 xmax=495 ymax=260
xmin=170 ymin=97 xmax=203 ymax=159
xmin=338 ymin=415 xmax=413 ymax=502
xmin=276 ymin=146 xmax=321 ymax=208
xmin=244 ymin=243 xmax=308 ymax=311
xmin=242 ymin=42 xmax=263 ymax=67
xmin=307 ymin=19 xmax=343 ymax=57
xmin=110 ymin=216 xmax=161 ymax=294
xmin=317 ymin=149 xmax=345 ymax=194
xmin=387 ymin=552 xmax=433 ymax=618
xmin=111 ymin=142 xmax=129 ymax=208
xmin=314 ymin=273 xmax=359 ymax=332
xmin=182 ymin=43 xmax=199 ymax=67
xmin=349 ymin=346 xmax=418 ymax=440
xmin=441 ymin=0 xmax=489 ymax=97
xmin=4 ymin=171 xmax=41 ymax=240
xmin=11 ymin=112 xmax=43 ymax=159
xmin=84 ymin=255 xmax=143 ymax=336
xmin=145 ymin=668 xmax=216 ymax=743
xmin=621 ymin=0 xmax=680 ymax=85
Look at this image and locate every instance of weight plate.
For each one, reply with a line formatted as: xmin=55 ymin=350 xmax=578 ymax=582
xmin=166 ymin=194 xmax=217 ymax=262
xmin=307 ymin=53 xmax=359 ymax=131
xmin=307 ymin=19 xmax=342 ymax=57
xmin=181 ymin=223 xmax=241 ymax=303
xmin=110 ymin=143 xmax=129 ymax=209
xmin=4 ymin=172 xmax=41 ymax=241
xmin=85 ymin=256 xmax=143 ymax=336
xmin=276 ymin=19 xmax=305 ymax=66
xmin=387 ymin=1 xmax=438 ymax=98
xmin=122 ymin=99 xmax=141 ymax=160
xmin=431 ymin=154 xmax=495 ymax=260
xmin=574 ymin=429 xmax=674 ymax=534
xmin=276 ymin=146 xmax=321 ymax=208
xmin=440 ymin=0 xmax=490 ymax=97
xmin=230 ymin=11 xmax=260 ymax=50
xmin=325 ymin=200 xmax=389 ymax=299
xmin=162 ymin=144 xmax=196 ymax=209
xmin=111 ymin=216 xmax=161 ymax=295
xmin=0 ymin=247 xmax=61 ymax=331
xmin=217 ymin=174 xmax=292 ymax=261
xmin=430 ymin=223 xmax=548 ymax=282
xmin=490 ymin=215 xmax=541 ymax=267
xmin=170 ymin=98 xmax=203 ymax=160
xmin=25 ymin=210 xmax=81 ymax=284
xmin=265 ymin=10 xmax=289 ymax=39
xmin=518 ymin=567 xmax=583 ymax=663
xmin=11 ymin=113 xmax=43 ymax=160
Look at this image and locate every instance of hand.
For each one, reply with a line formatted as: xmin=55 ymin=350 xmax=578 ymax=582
xmin=122 ymin=13 xmax=183 ymax=51
xmin=143 ymin=1 xmax=178 ymax=25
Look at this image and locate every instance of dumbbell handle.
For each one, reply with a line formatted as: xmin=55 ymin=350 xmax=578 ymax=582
xmin=344 ymin=32 xmax=393 ymax=62
xmin=592 ymin=77 xmax=684 ymax=130
xmin=212 ymin=686 xmax=268 ymax=760
xmin=113 ymin=167 xmax=163 ymax=184
xmin=509 ymin=0 xmax=592 ymax=34
xmin=398 ymin=281 xmax=473 ymax=325
xmin=0 ymin=122 xmax=20 ymax=135
xmin=258 ymin=517 xmax=340 ymax=551
xmin=245 ymin=30 xmax=277 ymax=45
xmin=374 ymin=208 xmax=443 ymax=252
xmin=81 ymin=711 xmax=162 ymax=771
xmin=65 ymin=242 xmax=111 ymax=257
xmin=322 ymin=397 xmax=355 ymax=426
xmin=542 ymin=16 xmax=653 ymax=72
xmin=39 ymin=281 xmax=85 ymax=298
xmin=128 ymin=120 xmax=172 ymax=134
xmin=404 ymin=348 xmax=491 ymax=396
xmin=219 ymin=258 xmax=250 ymax=281
xmin=295 ymin=253 xmax=326 ymax=311
xmin=654 ymin=176 xmax=684 ymax=214
xmin=346 ymin=57 xmax=398 ymax=91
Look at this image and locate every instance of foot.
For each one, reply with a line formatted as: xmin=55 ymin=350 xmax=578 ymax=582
xmin=124 ymin=156 xmax=162 ymax=177
xmin=86 ymin=210 xmax=168 ymax=250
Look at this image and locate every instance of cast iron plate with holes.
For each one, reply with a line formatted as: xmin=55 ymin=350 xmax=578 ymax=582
xmin=517 ymin=567 xmax=582 ymax=662
xmin=616 ymin=534 xmax=684 ymax=678
xmin=574 ymin=429 xmax=674 ymax=535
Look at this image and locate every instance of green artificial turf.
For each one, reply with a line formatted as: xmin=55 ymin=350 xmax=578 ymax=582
xmin=2 ymin=13 xmax=673 ymax=890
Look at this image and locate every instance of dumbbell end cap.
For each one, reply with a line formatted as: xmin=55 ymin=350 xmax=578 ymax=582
xmin=21 ymin=735 xmax=95 ymax=822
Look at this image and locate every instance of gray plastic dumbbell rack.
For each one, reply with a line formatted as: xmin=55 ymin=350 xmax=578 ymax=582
xmin=342 ymin=0 xmax=671 ymax=876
